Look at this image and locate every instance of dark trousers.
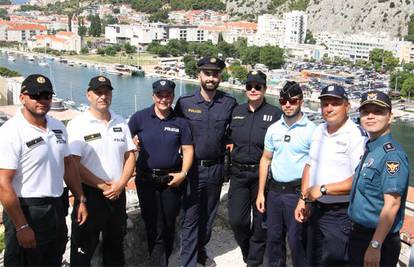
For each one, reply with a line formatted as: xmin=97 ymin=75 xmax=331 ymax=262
xmin=349 ymin=224 xmax=400 ymax=267
xmin=307 ymin=202 xmax=351 ymax=267
xmin=136 ymin=178 xmax=183 ymax=267
xmin=70 ymin=184 xmax=127 ymax=267
xmin=266 ymin=190 xmax=307 ymax=267
xmin=181 ymin=163 xmax=223 ymax=267
xmin=4 ymin=196 xmax=67 ymax=267
xmin=228 ymin=167 xmax=266 ymax=266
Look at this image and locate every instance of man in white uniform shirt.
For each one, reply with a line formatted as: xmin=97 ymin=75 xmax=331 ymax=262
xmin=68 ymin=76 xmax=136 ymax=266
xmin=0 ymin=74 xmax=87 ymax=266
xmin=295 ymin=84 xmax=366 ymax=267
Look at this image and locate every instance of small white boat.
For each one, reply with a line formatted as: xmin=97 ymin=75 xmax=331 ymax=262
xmin=27 ymin=55 xmax=35 ymax=62
xmin=38 ymin=61 xmax=48 ymax=67
xmin=8 ymin=56 xmax=16 ymax=62
xmin=50 ymin=97 xmax=66 ymax=111
xmin=68 ymin=61 xmax=75 ymax=66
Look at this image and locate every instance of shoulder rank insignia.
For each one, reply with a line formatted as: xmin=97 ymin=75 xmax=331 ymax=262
xmin=386 ymin=161 xmax=400 ymax=175
xmin=383 ymin=142 xmax=395 ymax=153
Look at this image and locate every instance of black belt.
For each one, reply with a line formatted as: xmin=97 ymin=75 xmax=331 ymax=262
xmin=314 ymin=201 xmax=349 ymax=211
xmin=19 ymin=196 xmax=62 ymax=206
xmin=138 ymin=168 xmax=179 ymax=184
xmin=232 ymin=162 xmax=259 ymax=172
xmin=197 ymin=158 xmax=223 ymax=167
xmin=143 ymin=168 xmax=178 ymax=176
xmin=351 ymin=222 xmax=375 ymax=234
xmin=267 ymin=179 xmax=301 ymax=194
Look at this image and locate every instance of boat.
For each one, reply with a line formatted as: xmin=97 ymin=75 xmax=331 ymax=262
xmin=129 ymin=65 xmax=145 ymax=76
xmin=106 ymin=64 xmax=133 ymax=76
xmin=50 ymin=97 xmax=66 ymax=111
xmin=38 ymin=61 xmax=48 ymax=67
xmin=58 ymin=57 xmax=68 ymax=63
xmin=27 ymin=55 xmax=35 ymax=62
xmin=7 ymin=56 xmax=16 ymax=62
xmin=67 ymin=61 xmax=75 ymax=67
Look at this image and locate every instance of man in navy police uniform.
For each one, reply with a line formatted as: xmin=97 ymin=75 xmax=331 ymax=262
xmin=175 ymin=57 xmax=237 ymax=267
xmin=348 ymin=91 xmax=409 ymax=267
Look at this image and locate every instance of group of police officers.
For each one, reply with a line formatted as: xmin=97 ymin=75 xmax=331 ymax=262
xmin=0 ymin=56 xmax=409 ymax=267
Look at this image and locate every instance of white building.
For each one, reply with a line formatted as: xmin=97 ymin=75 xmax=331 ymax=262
xmin=284 ymin=43 xmax=328 ymax=61
xmin=0 ymin=21 xmax=47 ymax=43
xmin=28 ymin=31 xmax=82 ymax=53
xmin=167 ymin=25 xmax=206 ymax=42
xmin=248 ymin=11 xmax=307 ymax=47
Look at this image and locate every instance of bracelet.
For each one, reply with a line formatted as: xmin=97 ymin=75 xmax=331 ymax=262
xmin=180 ymin=171 xmax=188 ymax=176
xmin=16 ymin=224 xmax=29 ymax=232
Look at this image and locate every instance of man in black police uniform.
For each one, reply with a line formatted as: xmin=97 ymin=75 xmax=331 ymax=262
xmin=348 ymin=91 xmax=409 ymax=267
xmin=128 ymin=79 xmax=194 ymax=266
xmin=175 ymin=57 xmax=237 ymax=267
xmin=0 ymin=74 xmax=88 ymax=266
xmin=228 ymin=70 xmax=281 ymax=267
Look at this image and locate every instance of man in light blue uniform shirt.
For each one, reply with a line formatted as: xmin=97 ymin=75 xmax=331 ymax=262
xmin=348 ymin=91 xmax=409 ymax=267
xmin=256 ymin=81 xmax=316 ymax=267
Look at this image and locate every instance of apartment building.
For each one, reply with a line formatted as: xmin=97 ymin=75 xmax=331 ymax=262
xmin=28 ymin=31 xmax=82 ymax=53
xmin=0 ymin=20 xmax=47 ymax=43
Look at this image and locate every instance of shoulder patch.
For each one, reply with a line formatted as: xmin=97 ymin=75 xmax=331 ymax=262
xmin=357 ymin=125 xmax=368 ymax=137
xmin=383 ymin=142 xmax=395 ymax=153
xmin=386 ymin=161 xmax=400 ymax=175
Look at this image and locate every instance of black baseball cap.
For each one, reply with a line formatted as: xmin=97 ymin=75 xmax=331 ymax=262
xmin=21 ymin=74 xmax=54 ymax=95
xmin=359 ymin=90 xmax=391 ymax=110
xmin=280 ymin=81 xmax=303 ymax=99
xmin=88 ymin=76 xmax=113 ymax=91
xmin=319 ymin=84 xmax=348 ymax=100
xmin=197 ymin=57 xmax=225 ymax=71
xmin=246 ymin=70 xmax=267 ymax=85
xmin=153 ymin=79 xmax=175 ymax=93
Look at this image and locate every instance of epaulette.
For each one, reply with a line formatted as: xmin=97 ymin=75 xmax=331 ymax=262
xmin=179 ymin=94 xmax=195 ymax=100
xmin=357 ymin=125 xmax=368 ymax=137
xmin=383 ymin=142 xmax=395 ymax=153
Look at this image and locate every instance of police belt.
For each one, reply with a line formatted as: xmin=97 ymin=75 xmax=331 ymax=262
xmin=197 ymin=158 xmax=224 ymax=167
xmin=351 ymin=222 xmax=375 ymax=234
xmin=19 ymin=196 xmax=62 ymax=206
xmin=314 ymin=201 xmax=349 ymax=211
xmin=268 ymin=179 xmax=301 ymax=194
xmin=232 ymin=161 xmax=259 ymax=172
xmin=138 ymin=168 xmax=179 ymax=184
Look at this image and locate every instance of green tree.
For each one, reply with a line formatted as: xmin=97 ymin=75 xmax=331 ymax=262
xmin=289 ymin=0 xmax=310 ymax=11
xmin=149 ymin=9 xmax=169 ymax=23
xmin=105 ymin=45 xmax=117 ymax=56
xmin=221 ymin=69 xmax=230 ymax=82
xmin=0 ymin=0 xmax=11 ymax=5
xmin=89 ymin=15 xmax=102 ymax=37
xmin=305 ymin=29 xmax=316 ymax=44
xmin=184 ymin=55 xmax=198 ymax=78
xmin=405 ymin=14 xmax=414 ymax=42
xmin=103 ymin=15 xmax=118 ymax=25
xmin=124 ymin=43 xmax=137 ymax=54
xmin=402 ymin=76 xmax=414 ymax=97
xmin=0 ymin=8 xmax=8 ymax=20
xmin=217 ymin=41 xmax=238 ymax=59
xmin=0 ymin=66 xmax=20 ymax=77
xmin=239 ymin=46 xmax=260 ymax=65
xmin=131 ymin=0 xmax=163 ymax=13
xmin=230 ymin=65 xmax=248 ymax=83
xmin=166 ymin=39 xmax=187 ymax=56
xmin=267 ymin=0 xmax=286 ymax=12
xmin=77 ymin=18 xmax=87 ymax=38
xmin=369 ymin=48 xmax=398 ymax=72
xmin=259 ymin=45 xmax=284 ymax=69
xmin=80 ymin=46 xmax=89 ymax=54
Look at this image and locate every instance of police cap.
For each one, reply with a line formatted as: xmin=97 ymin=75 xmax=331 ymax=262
xmin=197 ymin=57 xmax=225 ymax=71
xmin=280 ymin=81 xmax=303 ymax=99
xmin=359 ymin=90 xmax=391 ymax=110
xmin=246 ymin=70 xmax=267 ymax=85
xmin=21 ymin=74 xmax=54 ymax=94
xmin=153 ymin=79 xmax=175 ymax=94
xmin=319 ymin=84 xmax=348 ymax=100
xmin=88 ymin=76 xmax=113 ymax=91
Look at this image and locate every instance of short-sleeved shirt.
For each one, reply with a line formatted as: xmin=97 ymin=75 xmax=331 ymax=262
xmin=348 ymin=133 xmax=409 ymax=232
xmin=229 ymin=101 xmax=282 ymax=164
xmin=0 ymin=109 xmax=68 ymax=197
xmin=308 ymin=118 xmax=367 ymax=203
xmin=67 ymin=109 xmax=135 ymax=183
xmin=264 ymin=114 xmax=316 ymax=182
xmin=128 ymin=105 xmax=193 ymax=172
xmin=175 ymin=89 xmax=237 ymax=160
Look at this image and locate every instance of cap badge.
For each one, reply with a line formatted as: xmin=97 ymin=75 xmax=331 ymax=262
xmin=98 ymin=76 xmax=106 ymax=82
xmin=367 ymin=92 xmax=377 ymax=100
xmin=210 ymin=57 xmax=217 ymax=63
xmin=37 ymin=76 xmax=45 ymax=84
xmin=160 ymin=80 xmax=166 ymax=86
xmin=252 ymin=71 xmax=258 ymax=75
xmin=328 ymin=85 xmax=334 ymax=91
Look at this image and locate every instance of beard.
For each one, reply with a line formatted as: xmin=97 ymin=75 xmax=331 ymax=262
xmin=283 ymin=107 xmax=301 ymax=119
xmin=201 ymin=79 xmax=219 ymax=91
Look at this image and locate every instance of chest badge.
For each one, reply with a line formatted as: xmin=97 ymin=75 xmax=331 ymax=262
xmin=386 ymin=161 xmax=400 ymax=175
xmin=26 ymin=137 xmax=44 ymax=148
xmin=113 ymin=127 xmax=122 ymax=132
xmin=284 ymin=135 xmax=291 ymax=142
xmin=188 ymin=108 xmax=202 ymax=114
xmin=263 ymin=115 xmax=273 ymax=122
xmin=84 ymin=133 xmax=102 ymax=142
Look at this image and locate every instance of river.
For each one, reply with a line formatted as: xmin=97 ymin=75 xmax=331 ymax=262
xmin=1 ymin=52 xmax=413 ymax=185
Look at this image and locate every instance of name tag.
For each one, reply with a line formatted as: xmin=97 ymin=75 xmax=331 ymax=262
xmin=284 ymin=135 xmax=291 ymax=142
xmin=26 ymin=137 xmax=44 ymax=148
xmin=233 ymin=116 xmax=245 ymax=120
xmin=52 ymin=129 xmax=63 ymax=134
xmin=188 ymin=108 xmax=202 ymax=114
xmin=164 ymin=126 xmax=179 ymax=133
xmin=113 ymin=127 xmax=122 ymax=132
xmin=84 ymin=133 xmax=102 ymax=142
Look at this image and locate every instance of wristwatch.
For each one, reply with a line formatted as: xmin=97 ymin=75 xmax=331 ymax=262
xmin=78 ymin=195 xmax=87 ymax=204
xmin=370 ymin=240 xmax=381 ymax=249
xmin=320 ymin=185 xmax=327 ymax=195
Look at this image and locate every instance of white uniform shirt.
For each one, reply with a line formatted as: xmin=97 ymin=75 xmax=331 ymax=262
xmin=0 ymin=109 xmax=68 ymax=197
xmin=67 ymin=109 xmax=135 ymax=182
xmin=308 ymin=118 xmax=366 ymax=203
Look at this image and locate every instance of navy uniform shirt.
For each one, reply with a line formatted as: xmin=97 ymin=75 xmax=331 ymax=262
xmin=229 ymin=101 xmax=281 ymax=164
xmin=128 ymin=105 xmax=193 ymax=172
xmin=175 ymin=89 xmax=237 ymax=160
xmin=349 ymin=133 xmax=409 ymax=233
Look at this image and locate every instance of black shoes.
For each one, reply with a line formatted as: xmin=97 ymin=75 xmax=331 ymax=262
xmin=197 ymin=256 xmax=217 ymax=267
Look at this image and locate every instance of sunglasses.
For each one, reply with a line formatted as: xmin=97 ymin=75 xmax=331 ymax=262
xmin=24 ymin=93 xmax=53 ymax=101
xmin=246 ymin=84 xmax=264 ymax=91
xmin=279 ymin=98 xmax=302 ymax=105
